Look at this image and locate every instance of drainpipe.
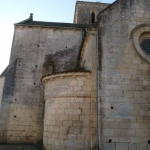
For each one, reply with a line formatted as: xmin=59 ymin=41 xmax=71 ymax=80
xmin=95 ymin=29 xmax=100 ymax=150
xmin=85 ymin=28 xmax=99 ymax=150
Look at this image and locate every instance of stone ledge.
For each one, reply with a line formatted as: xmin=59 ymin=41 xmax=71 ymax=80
xmin=0 ymin=144 xmax=43 ymax=150
xmin=42 ymin=72 xmax=91 ymax=84
xmin=44 ymin=94 xmax=91 ymax=100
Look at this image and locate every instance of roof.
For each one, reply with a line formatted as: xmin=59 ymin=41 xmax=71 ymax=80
xmin=15 ymin=14 xmax=90 ymax=29
xmin=76 ymin=1 xmax=109 ymax=5
xmin=0 ymin=66 xmax=8 ymax=77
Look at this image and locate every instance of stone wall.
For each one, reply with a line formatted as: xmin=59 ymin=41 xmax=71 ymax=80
xmin=42 ymin=72 xmax=91 ymax=150
xmin=80 ymin=29 xmax=98 ymax=148
xmin=74 ymin=1 xmax=109 ymax=24
xmin=98 ymin=0 xmax=150 ymax=149
xmin=0 ymin=26 xmax=84 ymax=144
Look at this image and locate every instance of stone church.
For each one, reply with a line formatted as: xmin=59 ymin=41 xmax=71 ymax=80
xmin=0 ymin=0 xmax=150 ymax=149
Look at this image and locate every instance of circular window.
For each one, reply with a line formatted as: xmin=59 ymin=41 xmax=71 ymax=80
xmin=140 ymin=39 xmax=150 ymax=55
xmin=131 ymin=24 xmax=150 ymax=63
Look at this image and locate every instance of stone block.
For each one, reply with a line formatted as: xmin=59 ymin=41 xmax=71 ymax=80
xmin=63 ymin=121 xmax=72 ymax=126
xmin=134 ymin=91 xmax=142 ymax=98
xmin=80 ymin=115 xmax=90 ymax=121
xmin=124 ymin=91 xmax=134 ymax=98
xmin=76 ymin=98 xmax=83 ymax=102
xmin=82 ymin=127 xmax=90 ymax=135
xmin=82 ymin=109 xmax=91 ymax=115
xmin=72 ymin=121 xmax=83 ymax=127
xmin=137 ymin=144 xmax=148 ymax=150
xmin=139 ymin=123 xmax=148 ymax=129
xmin=103 ymin=143 xmax=116 ymax=150
xmin=55 ymin=109 xmax=64 ymax=114
xmin=130 ymin=110 xmax=138 ymax=116
xmin=120 ymin=123 xmax=130 ymax=129
xmin=127 ymin=129 xmax=136 ymax=136
xmin=69 ymin=127 xmax=82 ymax=134
xmin=103 ymin=129 xmax=114 ymax=136
xmin=90 ymin=115 xmax=96 ymax=122
xmin=114 ymin=129 xmax=127 ymax=136
xmin=59 ymin=103 xmax=70 ymax=109
xmin=48 ymin=138 xmax=55 ymax=145
xmin=59 ymin=115 xmax=68 ymax=121
xmin=47 ymin=132 xmax=52 ymax=138
xmin=54 ymin=126 xmax=60 ymax=132
xmin=74 ymin=140 xmax=84 ymax=147
xmin=55 ymin=139 xmax=63 ymax=146
xmin=48 ymin=109 xmax=56 ymax=114
xmin=119 ymin=137 xmax=130 ymax=143
xmin=68 ymin=115 xmax=79 ymax=121
xmin=130 ymin=123 xmax=139 ymax=129
xmin=59 ymin=126 xmax=68 ymax=134
xmin=80 ymin=103 xmax=90 ymax=109
xmin=148 ymin=144 xmax=150 ymax=150
xmin=48 ymin=120 xmax=55 ymax=126
xmin=131 ymin=137 xmax=140 ymax=143
xmin=68 ymin=134 xmax=76 ymax=140
xmin=73 ymin=109 xmax=81 ymax=114
xmin=64 ymin=140 xmax=74 ymax=147
xmin=129 ymin=143 xmax=136 ymax=150
xmin=116 ymin=143 xmax=128 ymax=150
xmin=136 ymin=9 xmax=144 ymax=13
xmin=70 ymin=103 xmax=80 ymax=109
xmin=142 ymin=91 xmax=150 ymax=98
xmin=51 ymin=133 xmax=59 ymax=138
xmin=77 ymin=134 xmax=86 ymax=140
xmin=48 ymin=126 xmax=54 ymax=132
xmin=65 ymin=109 xmax=74 ymax=114
xmin=59 ymin=133 xmax=67 ymax=139
xmin=55 ymin=121 xmax=62 ymax=126
xmin=135 ymin=129 xmax=144 ymax=136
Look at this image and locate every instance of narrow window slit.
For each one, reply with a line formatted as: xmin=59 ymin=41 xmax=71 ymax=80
xmin=91 ymin=12 xmax=95 ymax=23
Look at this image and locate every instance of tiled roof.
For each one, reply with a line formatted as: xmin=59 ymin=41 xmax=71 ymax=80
xmin=15 ymin=17 xmax=90 ymax=29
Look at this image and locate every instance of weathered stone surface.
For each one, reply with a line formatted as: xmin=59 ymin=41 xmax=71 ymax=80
xmin=103 ymin=143 xmax=116 ymax=150
xmin=0 ymin=26 xmax=85 ymax=144
xmin=42 ymin=72 xmax=91 ymax=150
xmin=98 ymin=0 xmax=150 ymax=149
xmin=1 ymin=0 xmax=150 ymax=150
xmin=129 ymin=143 xmax=136 ymax=150
xmin=0 ymin=144 xmax=43 ymax=150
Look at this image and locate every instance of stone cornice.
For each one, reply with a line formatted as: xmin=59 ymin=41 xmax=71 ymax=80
xmin=42 ymin=72 xmax=91 ymax=84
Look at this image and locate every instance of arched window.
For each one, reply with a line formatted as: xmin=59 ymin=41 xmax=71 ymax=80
xmin=91 ymin=12 xmax=95 ymax=24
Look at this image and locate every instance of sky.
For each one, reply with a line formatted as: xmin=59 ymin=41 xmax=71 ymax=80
xmin=0 ymin=0 xmax=115 ymax=74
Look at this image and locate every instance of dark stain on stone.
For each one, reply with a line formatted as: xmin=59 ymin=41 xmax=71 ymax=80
xmin=2 ymin=59 xmax=18 ymax=103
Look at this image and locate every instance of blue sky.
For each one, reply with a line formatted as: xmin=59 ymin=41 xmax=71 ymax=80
xmin=0 ymin=0 xmax=115 ymax=74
